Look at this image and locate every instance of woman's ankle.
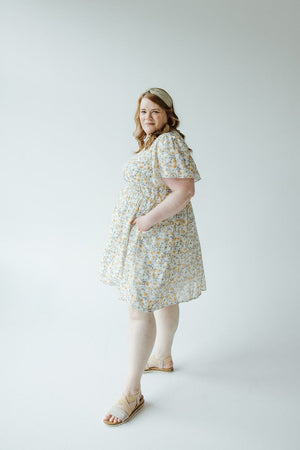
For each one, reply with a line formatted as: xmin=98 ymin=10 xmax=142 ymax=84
xmin=123 ymin=385 xmax=141 ymax=396
xmin=153 ymin=352 xmax=172 ymax=360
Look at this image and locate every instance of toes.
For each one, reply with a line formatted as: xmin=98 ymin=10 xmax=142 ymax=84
xmin=107 ymin=415 xmax=121 ymax=424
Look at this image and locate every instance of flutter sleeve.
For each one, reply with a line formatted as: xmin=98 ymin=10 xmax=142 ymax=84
xmin=153 ymin=132 xmax=201 ymax=184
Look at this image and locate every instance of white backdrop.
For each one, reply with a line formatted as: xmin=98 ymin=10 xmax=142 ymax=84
xmin=1 ymin=1 xmax=299 ymax=449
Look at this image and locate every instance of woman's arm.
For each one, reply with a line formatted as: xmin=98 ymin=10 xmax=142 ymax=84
xmin=147 ymin=178 xmax=195 ymax=226
xmin=131 ymin=178 xmax=195 ymax=231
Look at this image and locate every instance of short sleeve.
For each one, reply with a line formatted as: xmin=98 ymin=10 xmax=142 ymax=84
xmin=153 ymin=132 xmax=201 ymax=183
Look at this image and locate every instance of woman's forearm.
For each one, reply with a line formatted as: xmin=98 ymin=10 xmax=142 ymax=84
xmin=145 ymin=190 xmax=193 ymax=227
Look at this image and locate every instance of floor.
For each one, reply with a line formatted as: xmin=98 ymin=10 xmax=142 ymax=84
xmin=1 ymin=313 xmax=298 ymax=450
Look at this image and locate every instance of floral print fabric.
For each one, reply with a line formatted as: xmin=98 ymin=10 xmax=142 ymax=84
xmin=99 ymin=130 xmax=207 ymax=312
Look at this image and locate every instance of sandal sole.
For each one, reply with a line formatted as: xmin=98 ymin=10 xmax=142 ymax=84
xmin=103 ymin=397 xmax=145 ymax=426
xmin=143 ymin=367 xmax=174 ymax=373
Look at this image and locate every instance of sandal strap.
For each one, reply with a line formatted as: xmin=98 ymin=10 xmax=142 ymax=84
xmin=124 ymin=391 xmax=141 ymax=404
xmin=105 ymin=404 xmax=129 ymax=421
xmin=105 ymin=391 xmax=142 ymax=421
xmin=117 ymin=394 xmax=132 ymax=416
xmin=147 ymin=355 xmax=172 ymax=369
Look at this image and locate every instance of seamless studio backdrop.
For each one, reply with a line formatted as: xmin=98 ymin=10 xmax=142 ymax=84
xmin=0 ymin=1 xmax=299 ymax=449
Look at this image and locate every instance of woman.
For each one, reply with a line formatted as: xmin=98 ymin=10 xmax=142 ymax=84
xmin=100 ymin=87 xmax=207 ymax=425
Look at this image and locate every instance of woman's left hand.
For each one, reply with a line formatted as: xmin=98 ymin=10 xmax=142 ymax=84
xmin=130 ymin=215 xmax=153 ymax=232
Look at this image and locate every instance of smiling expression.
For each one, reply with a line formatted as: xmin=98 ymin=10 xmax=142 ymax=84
xmin=139 ymin=97 xmax=168 ymax=136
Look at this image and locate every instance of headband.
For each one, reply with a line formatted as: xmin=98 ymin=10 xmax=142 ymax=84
xmin=143 ymin=87 xmax=173 ymax=108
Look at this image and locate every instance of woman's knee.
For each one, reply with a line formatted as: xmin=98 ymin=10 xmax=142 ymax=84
xmin=155 ymin=303 xmax=179 ymax=317
xmin=128 ymin=305 xmax=154 ymax=321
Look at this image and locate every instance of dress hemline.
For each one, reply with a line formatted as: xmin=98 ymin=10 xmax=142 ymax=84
xmin=118 ymin=289 xmax=207 ymax=312
xmin=99 ymin=274 xmax=207 ymax=312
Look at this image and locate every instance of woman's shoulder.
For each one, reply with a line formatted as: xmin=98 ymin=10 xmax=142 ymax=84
xmin=154 ymin=129 xmax=184 ymax=146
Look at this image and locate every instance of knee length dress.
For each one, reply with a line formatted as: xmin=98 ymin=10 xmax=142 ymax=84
xmin=99 ymin=130 xmax=207 ymax=312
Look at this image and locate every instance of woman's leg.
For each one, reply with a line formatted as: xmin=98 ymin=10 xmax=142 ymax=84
xmin=104 ymin=304 xmax=156 ymax=424
xmin=151 ymin=303 xmax=180 ymax=369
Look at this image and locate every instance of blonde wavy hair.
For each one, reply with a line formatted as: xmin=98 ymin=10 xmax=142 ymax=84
xmin=132 ymin=89 xmax=193 ymax=154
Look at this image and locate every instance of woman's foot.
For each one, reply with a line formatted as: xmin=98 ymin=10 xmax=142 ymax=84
xmin=103 ymin=390 xmax=144 ymax=424
xmin=144 ymin=354 xmax=173 ymax=371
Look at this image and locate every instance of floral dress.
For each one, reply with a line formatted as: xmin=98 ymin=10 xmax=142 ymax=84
xmin=99 ymin=130 xmax=207 ymax=312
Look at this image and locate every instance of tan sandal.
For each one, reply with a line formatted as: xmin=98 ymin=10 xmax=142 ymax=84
xmin=103 ymin=390 xmax=144 ymax=426
xmin=144 ymin=355 xmax=174 ymax=372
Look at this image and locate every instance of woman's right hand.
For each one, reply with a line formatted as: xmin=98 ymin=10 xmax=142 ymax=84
xmin=130 ymin=215 xmax=153 ymax=232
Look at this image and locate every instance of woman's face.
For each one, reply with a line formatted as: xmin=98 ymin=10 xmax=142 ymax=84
xmin=139 ymin=97 xmax=168 ymax=136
